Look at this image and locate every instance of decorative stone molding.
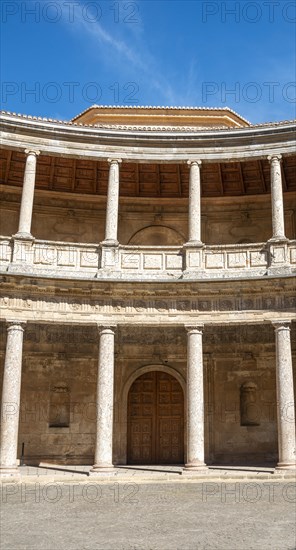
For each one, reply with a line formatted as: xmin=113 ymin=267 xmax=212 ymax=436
xmin=1 ymin=112 xmax=295 ymax=162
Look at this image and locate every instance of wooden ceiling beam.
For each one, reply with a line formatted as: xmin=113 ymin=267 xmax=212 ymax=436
xmin=49 ymin=156 xmax=55 ymax=190
xmin=71 ymin=159 xmax=77 ymax=192
xmin=93 ymin=160 xmax=97 ymax=193
xmin=238 ymin=162 xmax=246 ymax=193
xmin=218 ymin=163 xmax=224 ymax=195
xmin=258 ymin=160 xmax=267 ymax=192
xmin=136 ymin=163 xmax=140 ymax=196
xmin=4 ymin=150 xmax=12 ymax=184
xmin=157 ymin=164 xmax=161 ymax=196
xmin=177 ymin=164 xmax=182 ymax=197
xmin=281 ymin=162 xmax=288 ymax=191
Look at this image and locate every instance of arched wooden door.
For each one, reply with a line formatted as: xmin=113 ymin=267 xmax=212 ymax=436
xmin=127 ymin=371 xmax=184 ymax=464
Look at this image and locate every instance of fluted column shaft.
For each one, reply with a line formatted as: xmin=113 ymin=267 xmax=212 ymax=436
xmin=104 ymin=159 xmax=121 ymax=245
xmin=273 ymin=322 xmax=296 ymax=469
xmin=187 ymin=160 xmax=202 ymax=244
xmin=268 ymin=155 xmax=286 ymax=240
xmin=90 ymin=326 xmax=116 ymax=473
xmin=0 ymin=322 xmax=25 ymax=476
xmin=185 ymin=325 xmax=207 ymax=469
xmin=16 ymin=150 xmax=40 ymax=238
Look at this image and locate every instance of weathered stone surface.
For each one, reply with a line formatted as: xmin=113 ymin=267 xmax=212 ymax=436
xmin=90 ymin=326 xmax=116 ymax=473
xmin=0 ymin=322 xmax=25 ymax=476
xmin=268 ymin=155 xmax=286 ymax=240
xmin=273 ymin=322 xmax=296 ymax=469
xmin=185 ymin=325 xmax=207 ymax=469
xmin=14 ymin=150 xmax=40 ymax=239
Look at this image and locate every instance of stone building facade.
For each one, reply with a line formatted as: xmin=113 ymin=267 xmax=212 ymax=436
xmin=0 ymin=106 xmax=295 ymax=476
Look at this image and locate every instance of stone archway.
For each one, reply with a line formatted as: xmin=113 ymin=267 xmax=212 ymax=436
xmin=126 ymin=369 xmax=185 ymax=465
xmin=128 ymin=225 xmax=185 ymax=245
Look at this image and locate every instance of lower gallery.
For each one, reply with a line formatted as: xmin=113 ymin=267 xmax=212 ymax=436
xmin=0 ymin=318 xmax=295 ymax=472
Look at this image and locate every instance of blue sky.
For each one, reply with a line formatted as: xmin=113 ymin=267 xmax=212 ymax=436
xmin=1 ymin=0 xmax=295 ymax=123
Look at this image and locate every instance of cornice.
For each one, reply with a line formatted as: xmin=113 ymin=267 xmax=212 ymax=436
xmin=1 ymin=111 xmax=295 ymax=162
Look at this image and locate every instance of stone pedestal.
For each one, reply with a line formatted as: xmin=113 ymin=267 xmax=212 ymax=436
xmin=99 ymin=243 xmax=119 ymax=272
xmin=184 ymin=325 xmax=207 ymax=470
xmin=89 ymin=326 xmax=116 ymax=475
xmin=267 ymin=239 xmax=291 ymax=274
xmin=273 ymin=322 xmax=296 ymax=470
xmin=14 ymin=150 xmax=40 ymax=239
xmin=183 ymin=244 xmax=204 ymax=276
xmin=102 ymin=159 xmax=121 ymax=246
xmin=0 ymin=322 xmax=25 ymax=477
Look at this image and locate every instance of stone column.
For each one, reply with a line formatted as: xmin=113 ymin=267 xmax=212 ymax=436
xmin=0 ymin=322 xmax=25 ymax=477
xmin=268 ymin=155 xmax=286 ymax=240
xmin=273 ymin=322 xmax=296 ymax=469
xmin=15 ymin=150 xmax=40 ymax=239
xmin=187 ymin=160 xmax=202 ymax=245
xmin=89 ymin=325 xmax=116 ymax=474
xmin=185 ymin=325 xmax=207 ymax=470
xmin=103 ymin=159 xmax=122 ymax=245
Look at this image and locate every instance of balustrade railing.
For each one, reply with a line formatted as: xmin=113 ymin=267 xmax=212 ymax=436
xmin=0 ymin=237 xmax=295 ymax=280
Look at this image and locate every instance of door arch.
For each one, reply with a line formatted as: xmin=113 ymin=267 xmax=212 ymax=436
xmin=127 ymin=371 xmax=184 ymax=464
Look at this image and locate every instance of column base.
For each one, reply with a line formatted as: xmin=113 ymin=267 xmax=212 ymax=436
xmin=183 ymin=462 xmax=208 ymax=472
xmin=0 ymin=467 xmax=20 ymax=478
xmin=276 ymin=462 xmax=296 ymax=470
xmin=89 ymin=465 xmax=116 ymax=476
xmin=100 ymin=239 xmax=119 ymax=247
xmin=267 ymin=236 xmax=289 ymax=243
xmin=183 ymin=240 xmax=204 ymax=248
xmin=12 ymin=232 xmax=34 ymax=240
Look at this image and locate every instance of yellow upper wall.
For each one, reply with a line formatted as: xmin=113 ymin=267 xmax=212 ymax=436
xmin=72 ymin=106 xmax=250 ymax=128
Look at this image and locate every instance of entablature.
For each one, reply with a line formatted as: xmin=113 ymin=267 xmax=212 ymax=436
xmin=1 ymin=113 xmax=295 ymax=163
xmin=0 ymin=271 xmax=295 ymax=327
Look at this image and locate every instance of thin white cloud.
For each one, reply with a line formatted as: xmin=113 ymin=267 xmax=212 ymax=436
xmin=60 ymin=1 xmax=180 ymax=104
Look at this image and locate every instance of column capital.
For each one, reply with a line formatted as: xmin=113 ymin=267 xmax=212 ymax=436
xmin=97 ymin=324 xmax=117 ymax=335
xmin=267 ymin=154 xmax=282 ymax=163
xmin=272 ymin=320 xmax=291 ymax=332
xmin=24 ymin=149 xmax=40 ymax=157
xmin=6 ymin=321 xmax=26 ymax=333
xmin=107 ymin=158 xmax=122 ymax=165
xmin=187 ymin=159 xmax=202 ymax=167
xmin=185 ymin=324 xmax=204 ymax=334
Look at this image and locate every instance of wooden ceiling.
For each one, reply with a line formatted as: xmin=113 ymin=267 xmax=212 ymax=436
xmin=1 ymin=150 xmax=295 ymax=198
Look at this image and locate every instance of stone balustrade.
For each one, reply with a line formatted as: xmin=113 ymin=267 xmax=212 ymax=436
xmin=0 ymin=237 xmax=295 ymax=280
xmin=0 ymin=238 xmax=100 ymax=278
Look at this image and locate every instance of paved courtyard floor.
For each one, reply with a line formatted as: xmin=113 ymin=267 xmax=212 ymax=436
xmin=1 ymin=471 xmax=295 ymax=549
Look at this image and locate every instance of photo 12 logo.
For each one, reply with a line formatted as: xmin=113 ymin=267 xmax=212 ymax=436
xmin=1 ymin=81 xmax=140 ymax=106
xmin=1 ymin=2 xmax=140 ymax=24
xmin=201 ymin=2 xmax=296 ymax=23
xmin=202 ymin=81 xmax=296 ymax=104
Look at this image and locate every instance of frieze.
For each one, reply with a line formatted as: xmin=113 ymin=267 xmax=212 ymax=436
xmin=0 ymin=292 xmax=296 ymax=319
xmin=1 ymin=323 xmax=294 ymax=347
